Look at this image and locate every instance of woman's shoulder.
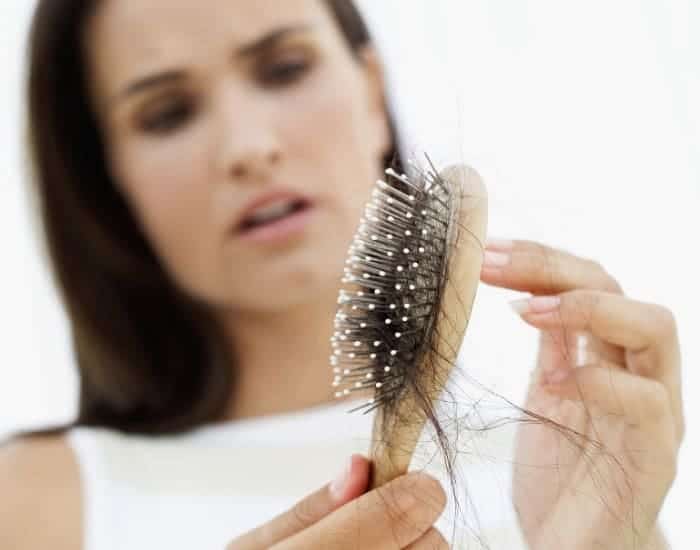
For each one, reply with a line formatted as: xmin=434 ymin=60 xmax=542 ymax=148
xmin=0 ymin=432 xmax=81 ymax=550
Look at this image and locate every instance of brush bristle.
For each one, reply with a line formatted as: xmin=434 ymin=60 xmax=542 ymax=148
xmin=330 ymin=155 xmax=458 ymax=414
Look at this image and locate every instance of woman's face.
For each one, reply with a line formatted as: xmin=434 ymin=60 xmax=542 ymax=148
xmin=84 ymin=0 xmax=391 ymax=313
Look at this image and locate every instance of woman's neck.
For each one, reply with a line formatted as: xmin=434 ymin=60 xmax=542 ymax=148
xmin=218 ymin=287 xmax=348 ymax=421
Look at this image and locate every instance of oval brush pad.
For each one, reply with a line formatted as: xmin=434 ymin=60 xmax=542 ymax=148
xmin=331 ymin=156 xmax=488 ymax=487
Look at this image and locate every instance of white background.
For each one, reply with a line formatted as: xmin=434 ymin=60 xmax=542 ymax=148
xmin=2 ymin=1 xmax=698 ymax=547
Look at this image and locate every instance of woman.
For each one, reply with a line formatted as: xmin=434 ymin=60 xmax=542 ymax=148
xmin=0 ymin=0 xmax=682 ymax=548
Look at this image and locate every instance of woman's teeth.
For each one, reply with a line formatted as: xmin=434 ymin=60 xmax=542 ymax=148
xmin=246 ymin=200 xmax=299 ymax=227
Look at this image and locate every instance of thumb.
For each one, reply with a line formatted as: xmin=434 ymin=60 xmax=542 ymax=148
xmin=227 ymin=454 xmax=370 ymax=550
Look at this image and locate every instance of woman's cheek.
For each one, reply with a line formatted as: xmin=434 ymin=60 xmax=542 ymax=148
xmin=114 ymin=139 xmax=215 ymax=290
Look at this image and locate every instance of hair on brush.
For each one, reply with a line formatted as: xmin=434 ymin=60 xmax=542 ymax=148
xmin=331 ymin=153 xmax=488 ymax=488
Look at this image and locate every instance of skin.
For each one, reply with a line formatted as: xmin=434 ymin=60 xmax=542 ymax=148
xmin=0 ymin=0 xmax=682 ymax=548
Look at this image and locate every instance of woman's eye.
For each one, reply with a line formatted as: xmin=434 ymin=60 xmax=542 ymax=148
xmin=140 ymin=101 xmax=193 ymax=134
xmin=261 ymin=58 xmax=311 ymax=86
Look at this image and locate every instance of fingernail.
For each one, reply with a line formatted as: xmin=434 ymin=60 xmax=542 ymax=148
xmin=482 ymin=250 xmax=510 ymax=268
xmin=485 ymin=237 xmax=515 ymax=251
xmin=330 ymin=456 xmax=353 ymax=500
xmin=510 ymin=295 xmax=560 ymax=315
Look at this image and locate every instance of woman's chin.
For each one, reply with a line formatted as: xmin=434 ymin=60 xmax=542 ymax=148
xmin=230 ymin=267 xmax=342 ymax=314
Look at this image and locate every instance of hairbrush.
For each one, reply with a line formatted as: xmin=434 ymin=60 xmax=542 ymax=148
xmin=330 ymin=155 xmax=488 ymax=487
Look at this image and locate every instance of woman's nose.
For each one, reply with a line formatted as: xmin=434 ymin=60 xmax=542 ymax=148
xmin=214 ymin=92 xmax=283 ymax=184
xmin=229 ymin=148 xmax=281 ymax=181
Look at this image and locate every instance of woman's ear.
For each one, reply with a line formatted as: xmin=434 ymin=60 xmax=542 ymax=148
xmin=359 ymin=45 xmax=393 ymax=159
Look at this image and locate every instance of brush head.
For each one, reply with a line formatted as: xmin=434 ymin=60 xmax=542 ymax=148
xmin=330 ymin=156 xmax=488 ymax=486
xmin=331 ymin=156 xmax=464 ymax=414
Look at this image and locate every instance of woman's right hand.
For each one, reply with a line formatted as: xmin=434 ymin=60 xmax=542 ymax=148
xmin=226 ymin=455 xmax=447 ymax=550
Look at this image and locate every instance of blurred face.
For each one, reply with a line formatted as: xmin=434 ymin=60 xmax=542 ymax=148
xmin=84 ymin=0 xmax=391 ymax=313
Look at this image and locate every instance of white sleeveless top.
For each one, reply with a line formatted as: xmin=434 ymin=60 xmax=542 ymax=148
xmin=66 ymin=400 xmax=526 ymax=549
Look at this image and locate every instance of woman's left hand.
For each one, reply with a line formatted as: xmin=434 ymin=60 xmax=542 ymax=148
xmin=480 ymin=239 xmax=683 ymax=550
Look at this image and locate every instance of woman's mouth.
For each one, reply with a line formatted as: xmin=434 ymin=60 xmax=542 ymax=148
xmin=236 ymin=196 xmax=315 ymax=244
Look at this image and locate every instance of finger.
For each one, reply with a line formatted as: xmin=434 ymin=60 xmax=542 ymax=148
xmin=276 ymin=472 xmax=446 ymax=550
xmin=513 ymin=291 xmax=680 ymax=371
xmin=513 ymin=291 xmax=683 ymax=442
xmin=535 ymin=328 xmax=625 ymax=380
xmin=544 ymin=363 xmax=679 ymax=455
xmin=480 ymin=239 xmax=623 ymax=295
xmin=229 ymin=455 xmax=370 ymax=550
xmin=403 ymin=527 xmax=449 ymax=549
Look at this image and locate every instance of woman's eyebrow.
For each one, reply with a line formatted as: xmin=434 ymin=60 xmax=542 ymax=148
xmin=236 ymin=23 xmax=314 ymax=59
xmin=108 ymin=23 xmax=315 ymax=108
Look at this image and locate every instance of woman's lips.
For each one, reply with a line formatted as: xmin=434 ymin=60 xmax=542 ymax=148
xmin=235 ymin=202 xmax=315 ymax=244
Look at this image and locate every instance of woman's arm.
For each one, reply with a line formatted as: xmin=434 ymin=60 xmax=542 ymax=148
xmin=0 ymin=435 xmax=81 ymax=550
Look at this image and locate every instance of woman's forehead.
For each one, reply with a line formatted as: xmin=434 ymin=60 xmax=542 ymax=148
xmin=85 ymin=0 xmax=334 ymax=100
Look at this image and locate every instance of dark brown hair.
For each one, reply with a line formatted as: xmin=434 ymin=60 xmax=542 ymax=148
xmin=25 ymin=0 xmax=404 ymax=435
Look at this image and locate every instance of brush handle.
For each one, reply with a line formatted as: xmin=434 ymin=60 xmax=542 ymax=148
xmin=369 ymin=164 xmax=488 ymax=488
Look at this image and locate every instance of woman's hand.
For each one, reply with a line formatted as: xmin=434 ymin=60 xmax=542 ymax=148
xmin=226 ymin=455 xmax=447 ymax=549
xmin=480 ymin=239 xmax=683 ymax=550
